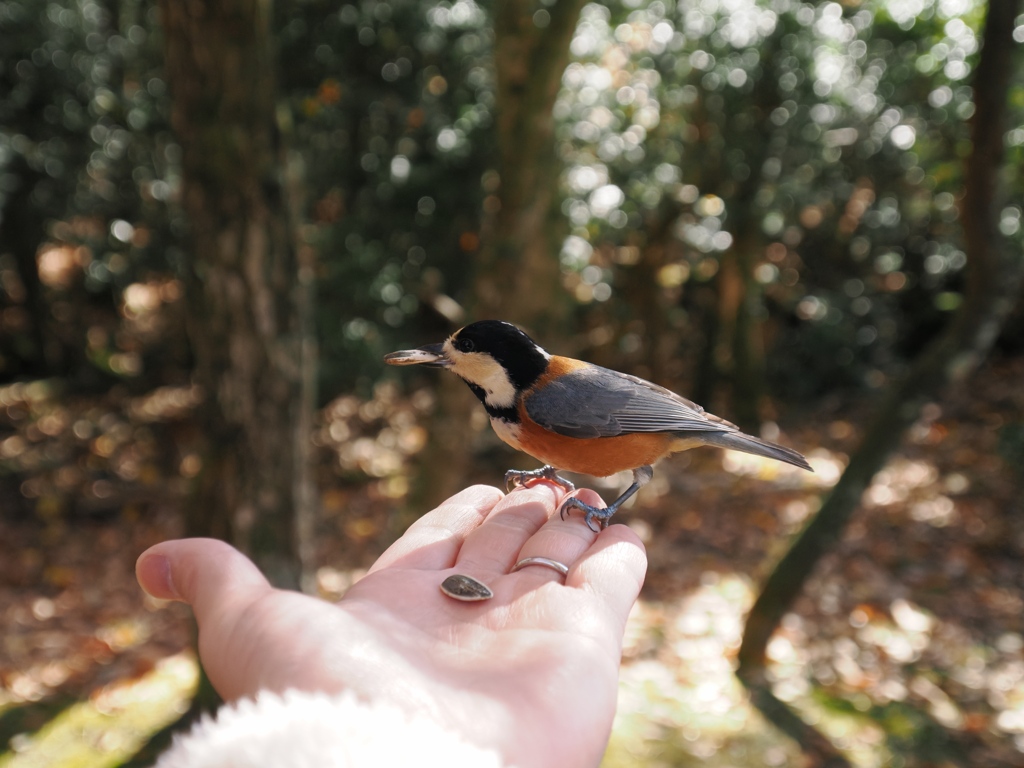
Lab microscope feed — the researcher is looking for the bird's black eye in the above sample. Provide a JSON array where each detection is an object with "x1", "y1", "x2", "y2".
[{"x1": 456, "y1": 338, "x2": 475, "y2": 352}]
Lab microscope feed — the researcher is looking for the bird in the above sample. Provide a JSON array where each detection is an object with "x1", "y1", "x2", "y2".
[{"x1": 384, "y1": 320, "x2": 812, "y2": 531}]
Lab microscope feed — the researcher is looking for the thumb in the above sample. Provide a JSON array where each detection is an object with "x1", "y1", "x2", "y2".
[{"x1": 136, "y1": 538, "x2": 272, "y2": 621}]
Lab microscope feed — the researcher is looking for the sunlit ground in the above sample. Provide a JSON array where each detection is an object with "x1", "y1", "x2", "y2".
[
  {"x1": 608, "y1": 570, "x2": 1024, "y2": 767},
  {"x1": 0, "y1": 653, "x2": 196, "y2": 768},
  {"x1": 607, "y1": 576, "x2": 806, "y2": 768}
]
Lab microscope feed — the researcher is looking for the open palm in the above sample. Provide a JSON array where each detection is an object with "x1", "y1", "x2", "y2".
[{"x1": 137, "y1": 483, "x2": 647, "y2": 768}]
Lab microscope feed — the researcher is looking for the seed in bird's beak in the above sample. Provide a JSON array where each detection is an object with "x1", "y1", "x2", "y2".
[{"x1": 383, "y1": 342, "x2": 448, "y2": 367}]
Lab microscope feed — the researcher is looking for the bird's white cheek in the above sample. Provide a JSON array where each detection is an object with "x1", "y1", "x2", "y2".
[
  {"x1": 480, "y1": 371, "x2": 517, "y2": 409},
  {"x1": 490, "y1": 418, "x2": 523, "y2": 451},
  {"x1": 446, "y1": 349, "x2": 517, "y2": 408}
]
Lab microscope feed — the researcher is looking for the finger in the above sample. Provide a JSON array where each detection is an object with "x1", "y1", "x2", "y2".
[
  {"x1": 136, "y1": 538, "x2": 272, "y2": 622},
  {"x1": 510, "y1": 489, "x2": 604, "y2": 584},
  {"x1": 368, "y1": 485, "x2": 504, "y2": 574},
  {"x1": 568, "y1": 524, "x2": 647, "y2": 621},
  {"x1": 454, "y1": 481, "x2": 566, "y2": 574}
]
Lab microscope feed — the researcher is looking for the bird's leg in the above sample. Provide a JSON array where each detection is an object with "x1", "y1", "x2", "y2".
[
  {"x1": 560, "y1": 465, "x2": 654, "y2": 532},
  {"x1": 505, "y1": 465, "x2": 575, "y2": 493}
]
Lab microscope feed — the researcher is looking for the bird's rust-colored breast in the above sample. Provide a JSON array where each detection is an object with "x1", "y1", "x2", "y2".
[{"x1": 514, "y1": 420, "x2": 677, "y2": 477}]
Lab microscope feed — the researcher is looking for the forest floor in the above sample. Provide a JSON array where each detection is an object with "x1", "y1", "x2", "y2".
[{"x1": 1, "y1": 356, "x2": 1023, "y2": 767}]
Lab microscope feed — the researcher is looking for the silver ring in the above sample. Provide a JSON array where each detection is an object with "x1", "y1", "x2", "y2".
[{"x1": 511, "y1": 556, "x2": 570, "y2": 577}]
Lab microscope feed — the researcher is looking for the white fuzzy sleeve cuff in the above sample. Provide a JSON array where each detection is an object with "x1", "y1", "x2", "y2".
[{"x1": 155, "y1": 688, "x2": 507, "y2": 768}]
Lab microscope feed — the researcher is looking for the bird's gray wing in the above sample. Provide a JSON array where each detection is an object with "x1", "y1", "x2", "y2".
[{"x1": 524, "y1": 365, "x2": 736, "y2": 439}]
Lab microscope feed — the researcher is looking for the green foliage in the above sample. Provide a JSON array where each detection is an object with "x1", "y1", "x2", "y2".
[
  {"x1": 0, "y1": 0, "x2": 179, "y2": 386},
  {"x1": 552, "y1": 0, "x2": 1023, "y2": 397},
  {"x1": 277, "y1": 0, "x2": 497, "y2": 397},
  {"x1": 0, "y1": 0, "x2": 173, "y2": 277},
  {"x1": 3, "y1": 0, "x2": 1022, "y2": 398}
]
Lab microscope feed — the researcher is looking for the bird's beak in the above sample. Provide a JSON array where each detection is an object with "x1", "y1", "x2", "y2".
[{"x1": 383, "y1": 342, "x2": 450, "y2": 368}]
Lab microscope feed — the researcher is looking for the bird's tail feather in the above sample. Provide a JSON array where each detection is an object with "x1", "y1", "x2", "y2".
[{"x1": 699, "y1": 430, "x2": 812, "y2": 471}]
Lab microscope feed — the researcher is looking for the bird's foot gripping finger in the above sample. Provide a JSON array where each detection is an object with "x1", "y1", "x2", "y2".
[
  {"x1": 559, "y1": 465, "x2": 651, "y2": 531},
  {"x1": 504, "y1": 465, "x2": 575, "y2": 493},
  {"x1": 560, "y1": 497, "x2": 616, "y2": 533}
]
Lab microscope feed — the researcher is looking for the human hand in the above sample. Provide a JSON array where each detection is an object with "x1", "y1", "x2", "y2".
[{"x1": 136, "y1": 483, "x2": 647, "y2": 768}]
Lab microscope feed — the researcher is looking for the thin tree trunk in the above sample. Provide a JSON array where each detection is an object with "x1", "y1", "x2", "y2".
[
  {"x1": 0, "y1": 165, "x2": 51, "y2": 378},
  {"x1": 737, "y1": 1, "x2": 1024, "y2": 764},
  {"x1": 715, "y1": 31, "x2": 784, "y2": 431},
  {"x1": 474, "y1": 0, "x2": 585, "y2": 333},
  {"x1": 160, "y1": 0, "x2": 312, "y2": 589},
  {"x1": 627, "y1": 208, "x2": 678, "y2": 383},
  {"x1": 722, "y1": 224, "x2": 766, "y2": 432},
  {"x1": 415, "y1": 0, "x2": 584, "y2": 506}
]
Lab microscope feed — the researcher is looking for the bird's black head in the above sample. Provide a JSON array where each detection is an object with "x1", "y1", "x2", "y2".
[
  {"x1": 446, "y1": 320, "x2": 550, "y2": 396},
  {"x1": 383, "y1": 320, "x2": 550, "y2": 412}
]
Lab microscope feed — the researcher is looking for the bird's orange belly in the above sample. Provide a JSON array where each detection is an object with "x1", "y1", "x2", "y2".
[{"x1": 516, "y1": 428, "x2": 678, "y2": 477}]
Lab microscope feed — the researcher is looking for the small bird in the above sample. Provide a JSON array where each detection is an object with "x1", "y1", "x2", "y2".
[{"x1": 385, "y1": 320, "x2": 811, "y2": 531}]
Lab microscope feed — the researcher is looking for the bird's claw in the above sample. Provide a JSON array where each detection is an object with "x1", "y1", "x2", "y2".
[
  {"x1": 559, "y1": 497, "x2": 616, "y2": 533},
  {"x1": 504, "y1": 470, "x2": 525, "y2": 492},
  {"x1": 504, "y1": 465, "x2": 575, "y2": 493}
]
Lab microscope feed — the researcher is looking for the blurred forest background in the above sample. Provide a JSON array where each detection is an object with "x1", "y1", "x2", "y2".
[{"x1": 2, "y1": 0, "x2": 1024, "y2": 765}]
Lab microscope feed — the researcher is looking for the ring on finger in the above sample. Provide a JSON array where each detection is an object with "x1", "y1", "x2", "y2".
[{"x1": 511, "y1": 556, "x2": 570, "y2": 578}]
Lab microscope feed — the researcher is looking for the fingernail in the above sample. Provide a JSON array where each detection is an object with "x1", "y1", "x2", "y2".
[{"x1": 140, "y1": 553, "x2": 180, "y2": 600}]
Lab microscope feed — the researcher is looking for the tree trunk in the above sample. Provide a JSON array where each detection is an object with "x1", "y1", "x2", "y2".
[
  {"x1": 714, "y1": 31, "x2": 785, "y2": 431},
  {"x1": 473, "y1": 0, "x2": 585, "y2": 333},
  {"x1": 415, "y1": 0, "x2": 585, "y2": 506},
  {"x1": 717, "y1": 234, "x2": 764, "y2": 431},
  {"x1": 626, "y1": 208, "x2": 678, "y2": 384},
  {"x1": 0, "y1": 165, "x2": 51, "y2": 379},
  {"x1": 160, "y1": 0, "x2": 313, "y2": 589},
  {"x1": 737, "y1": 1, "x2": 1024, "y2": 764}
]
